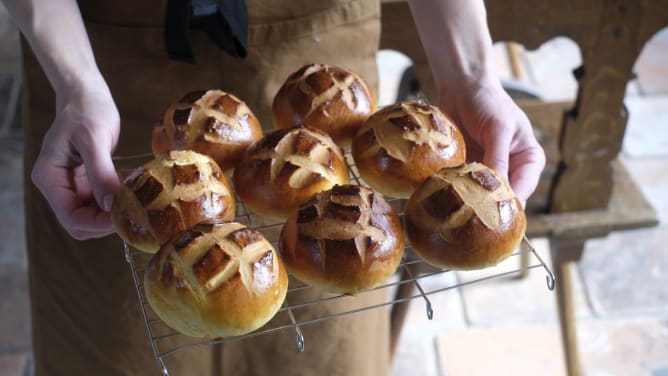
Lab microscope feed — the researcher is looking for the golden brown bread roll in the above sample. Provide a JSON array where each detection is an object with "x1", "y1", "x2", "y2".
[
  {"x1": 404, "y1": 163, "x2": 526, "y2": 270},
  {"x1": 144, "y1": 221, "x2": 288, "y2": 337},
  {"x1": 232, "y1": 126, "x2": 349, "y2": 219},
  {"x1": 351, "y1": 102, "x2": 466, "y2": 198},
  {"x1": 272, "y1": 63, "x2": 377, "y2": 145},
  {"x1": 152, "y1": 89, "x2": 263, "y2": 171},
  {"x1": 112, "y1": 150, "x2": 235, "y2": 253},
  {"x1": 280, "y1": 184, "x2": 404, "y2": 295}
]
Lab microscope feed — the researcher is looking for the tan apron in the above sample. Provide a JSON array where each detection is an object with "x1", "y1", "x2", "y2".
[{"x1": 22, "y1": 1, "x2": 388, "y2": 375}]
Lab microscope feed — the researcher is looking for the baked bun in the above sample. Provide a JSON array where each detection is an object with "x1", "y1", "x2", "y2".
[
  {"x1": 144, "y1": 222, "x2": 288, "y2": 337},
  {"x1": 272, "y1": 63, "x2": 377, "y2": 145},
  {"x1": 233, "y1": 126, "x2": 349, "y2": 219},
  {"x1": 352, "y1": 102, "x2": 466, "y2": 198},
  {"x1": 404, "y1": 163, "x2": 526, "y2": 270},
  {"x1": 152, "y1": 89, "x2": 263, "y2": 171},
  {"x1": 112, "y1": 150, "x2": 235, "y2": 253},
  {"x1": 280, "y1": 184, "x2": 404, "y2": 295}
]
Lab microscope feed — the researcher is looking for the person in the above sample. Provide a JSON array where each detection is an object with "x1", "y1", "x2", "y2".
[{"x1": 4, "y1": 0, "x2": 545, "y2": 375}]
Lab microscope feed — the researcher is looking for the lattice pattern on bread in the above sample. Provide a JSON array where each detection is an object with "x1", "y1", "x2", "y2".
[
  {"x1": 272, "y1": 63, "x2": 376, "y2": 142},
  {"x1": 152, "y1": 89, "x2": 262, "y2": 170},
  {"x1": 416, "y1": 163, "x2": 518, "y2": 233},
  {"x1": 279, "y1": 184, "x2": 404, "y2": 294},
  {"x1": 144, "y1": 221, "x2": 288, "y2": 337},
  {"x1": 112, "y1": 150, "x2": 235, "y2": 253},
  {"x1": 157, "y1": 222, "x2": 280, "y2": 296},
  {"x1": 292, "y1": 185, "x2": 387, "y2": 265},
  {"x1": 251, "y1": 127, "x2": 346, "y2": 189},
  {"x1": 359, "y1": 102, "x2": 461, "y2": 163}
]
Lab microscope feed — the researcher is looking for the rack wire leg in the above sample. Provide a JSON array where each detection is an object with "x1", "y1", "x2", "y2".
[{"x1": 551, "y1": 238, "x2": 584, "y2": 376}]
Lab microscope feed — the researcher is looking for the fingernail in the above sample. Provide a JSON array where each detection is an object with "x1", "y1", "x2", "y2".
[{"x1": 103, "y1": 194, "x2": 114, "y2": 212}]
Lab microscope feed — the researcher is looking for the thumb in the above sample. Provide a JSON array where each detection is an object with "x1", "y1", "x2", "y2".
[
  {"x1": 77, "y1": 131, "x2": 121, "y2": 212},
  {"x1": 481, "y1": 125, "x2": 512, "y2": 183}
]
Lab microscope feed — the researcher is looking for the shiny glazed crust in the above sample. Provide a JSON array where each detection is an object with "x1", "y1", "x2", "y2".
[
  {"x1": 279, "y1": 185, "x2": 404, "y2": 294},
  {"x1": 352, "y1": 102, "x2": 466, "y2": 199},
  {"x1": 272, "y1": 64, "x2": 377, "y2": 145},
  {"x1": 232, "y1": 126, "x2": 350, "y2": 219},
  {"x1": 152, "y1": 89, "x2": 263, "y2": 171},
  {"x1": 144, "y1": 222, "x2": 288, "y2": 337},
  {"x1": 404, "y1": 163, "x2": 526, "y2": 270},
  {"x1": 112, "y1": 150, "x2": 235, "y2": 253}
]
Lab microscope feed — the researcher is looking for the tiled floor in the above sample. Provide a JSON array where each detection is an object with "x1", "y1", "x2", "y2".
[{"x1": 1, "y1": 3, "x2": 668, "y2": 375}]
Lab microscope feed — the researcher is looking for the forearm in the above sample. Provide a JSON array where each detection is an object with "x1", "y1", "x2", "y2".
[
  {"x1": 3, "y1": 0, "x2": 106, "y2": 100},
  {"x1": 408, "y1": 0, "x2": 500, "y2": 98}
]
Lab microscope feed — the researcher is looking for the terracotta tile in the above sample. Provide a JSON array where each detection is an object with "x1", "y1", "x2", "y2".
[
  {"x1": 0, "y1": 353, "x2": 28, "y2": 376},
  {"x1": 634, "y1": 28, "x2": 668, "y2": 95},
  {"x1": 0, "y1": 268, "x2": 31, "y2": 353},
  {"x1": 579, "y1": 319, "x2": 668, "y2": 375},
  {"x1": 0, "y1": 219, "x2": 26, "y2": 269},
  {"x1": 435, "y1": 325, "x2": 567, "y2": 376},
  {"x1": 0, "y1": 4, "x2": 21, "y2": 74},
  {"x1": 579, "y1": 225, "x2": 668, "y2": 317},
  {"x1": 391, "y1": 323, "x2": 440, "y2": 376},
  {"x1": 457, "y1": 238, "x2": 592, "y2": 325}
]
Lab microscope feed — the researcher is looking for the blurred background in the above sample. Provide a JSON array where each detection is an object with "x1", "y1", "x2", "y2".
[{"x1": 1, "y1": 1, "x2": 667, "y2": 375}]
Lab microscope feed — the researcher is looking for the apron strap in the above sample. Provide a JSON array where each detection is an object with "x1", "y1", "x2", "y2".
[{"x1": 165, "y1": 0, "x2": 248, "y2": 63}]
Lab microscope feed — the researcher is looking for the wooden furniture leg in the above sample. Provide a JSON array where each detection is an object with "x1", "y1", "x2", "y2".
[
  {"x1": 550, "y1": 238, "x2": 585, "y2": 376},
  {"x1": 389, "y1": 266, "x2": 416, "y2": 361}
]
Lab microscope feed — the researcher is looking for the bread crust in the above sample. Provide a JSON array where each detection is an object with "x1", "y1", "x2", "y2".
[
  {"x1": 352, "y1": 102, "x2": 465, "y2": 198},
  {"x1": 404, "y1": 163, "x2": 526, "y2": 270},
  {"x1": 233, "y1": 126, "x2": 349, "y2": 219},
  {"x1": 280, "y1": 185, "x2": 404, "y2": 294},
  {"x1": 112, "y1": 150, "x2": 235, "y2": 253},
  {"x1": 152, "y1": 89, "x2": 263, "y2": 171},
  {"x1": 144, "y1": 222, "x2": 288, "y2": 337},
  {"x1": 272, "y1": 64, "x2": 377, "y2": 146}
]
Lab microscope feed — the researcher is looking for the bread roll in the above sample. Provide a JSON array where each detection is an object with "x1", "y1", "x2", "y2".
[
  {"x1": 144, "y1": 221, "x2": 288, "y2": 337},
  {"x1": 404, "y1": 163, "x2": 526, "y2": 270},
  {"x1": 352, "y1": 102, "x2": 466, "y2": 199},
  {"x1": 272, "y1": 63, "x2": 377, "y2": 145},
  {"x1": 112, "y1": 150, "x2": 235, "y2": 253},
  {"x1": 280, "y1": 184, "x2": 404, "y2": 295},
  {"x1": 152, "y1": 89, "x2": 263, "y2": 171},
  {"x1": 233, "y1": 126, "x2": 349, "y2": 219}
]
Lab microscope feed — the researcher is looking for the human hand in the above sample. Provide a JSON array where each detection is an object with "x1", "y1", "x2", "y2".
[
  {"x1": 440, "y1": 79, "x2": 545, "y2": 204},
  {"x1": 31, "y1": 80, "x2": 121, "y2": 239}
]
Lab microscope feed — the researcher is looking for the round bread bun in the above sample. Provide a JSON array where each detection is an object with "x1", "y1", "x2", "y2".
[
  {"x1": 404, "y1": 163, "x2": 526, "y2": 270},
  {"x1": 351, "y1": 101, "x2": 466, "y2": 199},
  {"x1": 280, "y1": 184, "x2": 404, "y2": 295},
  {"x1": 152, "y1": 89, "x2": 263, "y2": 171},
  {"x1": 232, "y1": 126, "x2": 349, "y2": 219},
  {"x1": 272, "y1": 63, "x2": 377, "y2": 146},
  {"x1": 144, "y1": 221, "x2": 288, "y2": 337},
  {"x1": 112, "y1": 150, "x2": 235, "y2": 253}
]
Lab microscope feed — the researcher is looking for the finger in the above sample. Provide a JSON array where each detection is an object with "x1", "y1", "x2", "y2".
[
  {"x1": 480, "y1": 125, "x2": 513, "y2": 181},
  {"x1": 508, "y1": 146, "x2": 546, "y2": 203},
  {"x1": 75, "y1": 129, "x2": 121, "y2": 212},
  {"x1": 32, "y1": 161, "x2": 115, "y2": 238}
]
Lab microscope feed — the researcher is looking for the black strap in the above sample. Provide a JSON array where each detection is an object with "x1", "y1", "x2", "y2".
[{"x1": 165, "y1": 0, "x2": 248, "y2": 63}]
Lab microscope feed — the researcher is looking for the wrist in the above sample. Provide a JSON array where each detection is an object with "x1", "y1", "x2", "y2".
[{"x1": 54, "y1": 71, "x2": 112, "y2": 109}]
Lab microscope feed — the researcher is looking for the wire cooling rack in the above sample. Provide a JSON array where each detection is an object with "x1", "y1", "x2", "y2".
[{"x1": 119, "y1": 152, "x2": 556, "y2": 376}]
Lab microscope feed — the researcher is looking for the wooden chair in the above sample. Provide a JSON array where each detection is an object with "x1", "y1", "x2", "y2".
[{"x1": 382, "y1": 1, "x2": 664, "y2": 374}]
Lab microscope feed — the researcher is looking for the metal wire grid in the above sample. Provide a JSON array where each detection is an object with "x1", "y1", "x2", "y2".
[{"x1": 121, "y1": 152, "x2": 556, "y2": 376}]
